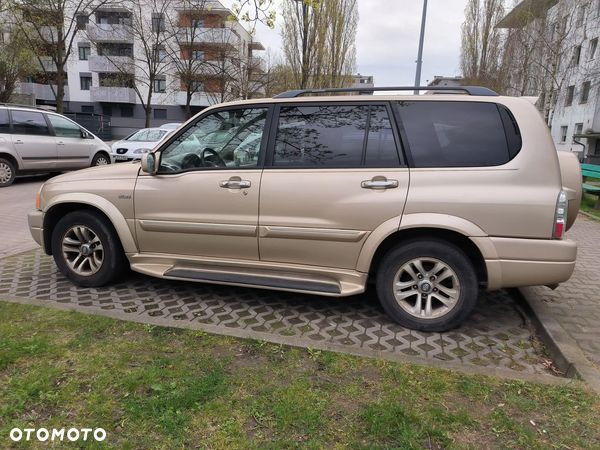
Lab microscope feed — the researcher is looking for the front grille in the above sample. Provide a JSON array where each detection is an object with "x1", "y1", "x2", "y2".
[{"x1": 116, "y1": 148, "x2": 128, "y2": 154}]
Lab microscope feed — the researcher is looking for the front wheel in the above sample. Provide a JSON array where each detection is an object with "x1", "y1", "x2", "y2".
[
  {"x1": 91, "y1": 153, "x2": 111, "y2": 166},
  {"x1": 51, "y1": 210, "x2": 125, "y2": 287},
  {"x1": 376, "y1": 239, "x2": 479, "y2": 332}
]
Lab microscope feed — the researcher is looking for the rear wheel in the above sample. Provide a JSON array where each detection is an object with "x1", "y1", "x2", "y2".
[
  {"x1": 91, "y1": 153, "x2": 110, "y2": 166},
  {"x1": 51, "y1": 210, "x2": 125, "y2": 287},
  {"x1": 0, "y1": 158, "x2": 16, "y2": 187},
  {"x1": 376, "y1": 239, "x2": 478, "y2": 332}
]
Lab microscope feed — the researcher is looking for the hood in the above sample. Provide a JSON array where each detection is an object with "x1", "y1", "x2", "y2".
[{"x1": 46, "y1": 162, "x2": 140, "y2": 184}]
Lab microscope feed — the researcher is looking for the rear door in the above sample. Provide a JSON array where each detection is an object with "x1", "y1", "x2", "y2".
[
  {"x1": 10, "y1": 109, "x2": 57, "y2": 170},
  {"x1": 47, "y1": 114, "x2": 94, "y2": 169},
  {"x1": 258, "y1": 102, "x2": 409, "y2": 270}
]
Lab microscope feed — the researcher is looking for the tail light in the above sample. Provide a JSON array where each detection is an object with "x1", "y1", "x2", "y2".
[{"x1": 553, "y1": 190, "x2": 568, "y2": 239}]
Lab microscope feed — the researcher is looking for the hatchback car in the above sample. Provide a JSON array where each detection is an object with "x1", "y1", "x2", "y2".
[
  {"x1": 28, "y1": 86, "x2": 582, "y2": 331},
  {"x1": 110, "y1": 127, "x2": 172, "y2": 162},
  {"x1": 0, "y1": 105, "x2": 111, "y2": 187}
]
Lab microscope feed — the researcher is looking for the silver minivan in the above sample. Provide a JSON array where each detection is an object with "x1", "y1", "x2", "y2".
[{"x1": 0, "y1": 105, "x2": 112, "y2": 187}]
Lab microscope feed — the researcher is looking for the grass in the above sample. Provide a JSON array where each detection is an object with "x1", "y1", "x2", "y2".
[
  {"x1": 581, "y1": 192, "x2": 600, "y2": 220},
  {"x1": 0, "y1": 302, "x2": 599, "y2": 449}
]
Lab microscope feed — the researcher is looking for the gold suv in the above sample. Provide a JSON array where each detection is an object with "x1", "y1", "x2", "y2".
[{"x1": 27, "y1": 86, "x2": 582, "y2": 331}]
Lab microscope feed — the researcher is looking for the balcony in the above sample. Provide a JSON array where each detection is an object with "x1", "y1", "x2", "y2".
[
  {"x1": 18, "y1": 83, "x2": 69, "y2": 102},
  {"x1": 89, "y1": 55, "x2": 134, "y2": 73},
  {"x1": 90, "y1": 86, "x2": 136, "y2": 103},
  {"x1": 177, "y1": 27, "x2": 238, "y2": 45},
  {"x1": 86, "y1": 23, "x2": 133, "y2": 42},
  {"x1": 175, "y1": 91, "x2": 215, "y2": 107}
]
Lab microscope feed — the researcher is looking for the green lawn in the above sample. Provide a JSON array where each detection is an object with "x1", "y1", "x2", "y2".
[
  {"x1": 1, "y1": 302, "x2": 599, "y2": 449},
  {"x1": 581, "y1": 192, "x2": 600, "y2": 220}
]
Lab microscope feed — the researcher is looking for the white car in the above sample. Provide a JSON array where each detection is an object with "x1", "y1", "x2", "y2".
[{"x1": 111, "y1": 128, "x2": 172, "y2": 162}]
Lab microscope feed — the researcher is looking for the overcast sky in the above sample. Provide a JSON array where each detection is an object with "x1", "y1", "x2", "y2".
[{"x1": 225, "y1": 0, "x2": 471, "y2": 86}]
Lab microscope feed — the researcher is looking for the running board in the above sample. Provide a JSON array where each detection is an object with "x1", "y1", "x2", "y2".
[{"x1": 163, "y1": 267, "x2": 342, "y2": 295}]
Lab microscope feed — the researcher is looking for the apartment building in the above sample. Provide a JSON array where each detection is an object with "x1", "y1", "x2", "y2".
[
  {"x1": 497, "y1": 0, "x2": 600, "y2": 162},
  {"x1": 13, "y1": 0, "x2": 265, "y2": 137}
]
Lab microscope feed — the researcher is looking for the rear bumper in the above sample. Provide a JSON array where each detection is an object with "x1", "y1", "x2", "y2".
[
  {"x1": 473, "y1": 237, "x2": 577, "y2": 290},
  {"x1": 27, "y1": 210, "x2": 45, "y2": 251}
]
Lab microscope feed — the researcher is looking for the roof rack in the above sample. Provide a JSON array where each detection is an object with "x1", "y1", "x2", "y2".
[
  {"x1": 0, "y1": 102, "x2": 57, "y2": 112},
  {"x1": 273, "y1": 86, "x2": 499, "y2": 98}
]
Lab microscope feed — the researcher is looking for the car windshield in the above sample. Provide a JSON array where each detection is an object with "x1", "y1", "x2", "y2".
[{"x1": 126, "y1": 129, "x2": 167, "y2": 142}]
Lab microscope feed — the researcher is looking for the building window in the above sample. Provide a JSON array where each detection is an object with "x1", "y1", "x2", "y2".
[
  {"x1": 101, "y1": 104, "x2": 112, "y2": 116},
  {"x1": 151, "y1": 13, "x2": 165, "y2": 32},
  {"x1": 573, "y1": 45, "x2": 582, "y2": 65},
  {"x1": 79, "y1": 45, "x2": 90, "y2": 60},
  {"x1": 154, "y1": 108, "x2": 167, "y2": 119},
  {"x1": 560, "y1": 126, "x2": 568, "y2": 143},
  {"x1": 76, "y1": 14, "x2": 89, "y2": 30},
  {"x1": 565, "y1": 85, "x2": 575, "y2": 106},
  {"x1": 81, "y1": 105, "x2": 94, "y2": 113},
  {"x1": 581, "y1": 81, "x2": 591, "y2": 103},
  {"x1": 590, "y1": 38, "x2": 598, "y2": 59},
  {"x1": 190, "y1": 80, "x2": 203, "y2": 91},
  {"x1": 576, "y1": 5, "x2": 586, "y2": 26},
  {"x1": 574, "y1": 123, "x2": 584, "y2": 142},
  {"x1": 191, "y1": 18, "x2": 204, "y2": 29},
  {"x1": 153, "y1": 78, "x2": 166, "y2": 93},
  {"x1": 120, "y1": 105, "x2": 133, "y2": 117},
  {"x1": 192, "y1": 50, "x2": 204, "y2": 61},
  {"x1": 80, "y1": 75, "x2": 92, "y2": 90}
]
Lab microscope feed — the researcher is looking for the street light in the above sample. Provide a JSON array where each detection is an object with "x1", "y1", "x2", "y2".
[{"x1": 414, "y1": 0, "x2": 428, "y2": 94}]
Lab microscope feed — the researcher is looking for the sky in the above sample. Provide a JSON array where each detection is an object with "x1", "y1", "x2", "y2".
[{"x1": 224, "y1": 0, "x2": 471, "y2": 86}]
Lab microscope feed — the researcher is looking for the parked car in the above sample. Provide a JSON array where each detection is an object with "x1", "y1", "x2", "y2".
[
  {"x1": 110, "y1": 128, "x2": 172, "y2": 162},
  {"x1": 159, "y1": 123, "x2": 183, "y2": 130},
  {"x1": 28, "y1": 86, "x2": 582, "y2": 331},
  {"x1": 0, "y1": 105, "x2": 112, "y2": 187}
]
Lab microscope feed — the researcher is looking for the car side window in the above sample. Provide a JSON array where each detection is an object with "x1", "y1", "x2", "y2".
[
  {"x1": 159, "y1": 107, "x2": 268, "y2": 173},
  {"x1": 395, "y1": 101, "x2": 514, "y2": 167},
  {"x1": 365, "y1": 105, "x2": 400, "y2": 167},
  {"x1": 48, "y1": 115, "x2": 83, "y2": 138},
  {"x1": 10, "y1": 110, "x2": 50, "y2": 136},
  {"x1": 0, "y1": 109, "x2": 10, "y2": 134}
]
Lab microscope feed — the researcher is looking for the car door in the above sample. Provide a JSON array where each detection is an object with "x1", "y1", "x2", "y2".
[
  {"x1": 134, "y1": 105, "x2": 270, "y2": 260},
  {"x1": 9, "y1": 109, "x2": 57, "y2": 171},
  {"x1": 258, "y1": 102, "x2": 410, "y2": 270},
  {"x1": 47, "y1": 114, "x2": 94, "y2": 169}
]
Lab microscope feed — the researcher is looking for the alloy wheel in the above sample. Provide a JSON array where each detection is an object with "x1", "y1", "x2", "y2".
[{"x1": 61, "y1": 225, "x2": 104, "y2": 276}]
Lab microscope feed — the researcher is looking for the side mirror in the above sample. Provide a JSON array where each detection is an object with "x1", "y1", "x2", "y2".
[
  {"x1": 141, "y1": 152, "x2": 158, "y2": 175},
  {"x1": 80, "y1": 129, "x2": 90, "y2": 139}
]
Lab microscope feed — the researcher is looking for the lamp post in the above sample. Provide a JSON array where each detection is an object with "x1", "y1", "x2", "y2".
[{"x1": 414, "y1": 0, "x2": 429, "y2": 94}]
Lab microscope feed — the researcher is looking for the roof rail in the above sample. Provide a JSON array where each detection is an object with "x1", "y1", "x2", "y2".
[
  {"x1": 273, "y1": 86, "x2": 499, "y2": 98},
  {"x1": 0, "y1": 102, "x2": 57, "y2": 112}
]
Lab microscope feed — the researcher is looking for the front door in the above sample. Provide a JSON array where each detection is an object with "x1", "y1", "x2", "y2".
[
  {"x1": 47, "y1": 114, "x2": 94, "y2": 169},
  {"x1": 134, "y1": 106, "x2": 269, "y2": 261},
  {"x1": 258, "y1": 103, "x2": 410, "y2": 270},
  {"x1": 10, "y1": 109, "x2": 57, "y2": 171}
]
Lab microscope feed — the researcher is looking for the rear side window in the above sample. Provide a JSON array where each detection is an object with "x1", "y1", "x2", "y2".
[
  {"x1": 10, "y1": 110, "x2": 50, "y2": 136},
  {"x1": 0, "y1": 109, "x2": 9, "y2": 133},
  {"x1": 395, "y1": 101, "x2": 518, "y2": 167},
  {"x1": 272, "y1": 104, "x2": 400, "y2": 167}
]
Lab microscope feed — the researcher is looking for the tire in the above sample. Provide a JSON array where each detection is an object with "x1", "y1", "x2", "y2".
[
  {"x1": 0, "y1": 157, "x2": 16, "y2": 187},
  {"x1": 51, "y1": 210, "x2": 126, "y2": 287},
  {"x1": 91, "y1": 152, "x2": 111, "y2": 166},
  {"x1": 375, "y1": 239, "x2": 478, "y2": 332}
]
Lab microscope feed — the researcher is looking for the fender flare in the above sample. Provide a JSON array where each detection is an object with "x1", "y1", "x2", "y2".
[{"x1": 44, "y1": 193, "x2": 138, "y2": 253}]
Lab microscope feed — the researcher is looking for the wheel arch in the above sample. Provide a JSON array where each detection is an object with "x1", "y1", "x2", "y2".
[
  {"x1": 92, "y1": 150, "x2": 111, "y2": 164},
  {"x1": 0, "y1": 152, "x2": 19, "y2": 171},
  {"x1": 43, "y1": 195, "x2": 137, "y2": 255}
]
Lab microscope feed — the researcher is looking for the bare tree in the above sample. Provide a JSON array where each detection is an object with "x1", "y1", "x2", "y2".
[
  {"x1": 0, "y1": 14, "x2": 36, "y2": 102},
  {"x1": 10, "y1": 0, "x2": 115, "y2": 113},
  {"x1": 460, "y1": 0, "x2": 506, "y2": 92},
  {"x1": 322, "y1": 0, "x2": 357, "y2": 87}
]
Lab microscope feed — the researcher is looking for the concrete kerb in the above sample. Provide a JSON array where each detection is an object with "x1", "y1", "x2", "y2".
[
  {"x1": 518, "y1": 287, "x2": 600, "y2": 395},
  {"x1": 0, "y1": 294, "x2": 583, "y2": 390}
]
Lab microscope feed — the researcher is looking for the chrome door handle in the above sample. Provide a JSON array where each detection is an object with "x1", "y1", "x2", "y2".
[
  {"x1": 57, "y1": 141, "x2": 65, "y2": 146},
  {"x1": 219, "y1": 179, "x2": 251, "y2": 189},
  {"x1": 361, "y1": 179, "x2": 399, "y2": 189},
  {"x1": 14, "y1": 140, "x2": 23, "y2": 145}
]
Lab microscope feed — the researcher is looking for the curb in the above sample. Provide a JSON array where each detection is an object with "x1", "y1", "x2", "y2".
[{"x1": 518, "y1": 287, "x2": 600, "y2": 395}]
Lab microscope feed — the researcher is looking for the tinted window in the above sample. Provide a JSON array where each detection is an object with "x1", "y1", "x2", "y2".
[
  {"x1": 396, "y1": 101, "x2": 512, "y2": 167},
  {"x1": 365, "y1": 105, "x2": 400, "y2": 167},
  {"x1": 497, "y1": 105, "x2": 522, "y2": 158},
  {"x1": 0, "y1": 109, "x2": 10, "y2": 133},
  {"x1": 48, "y1": 115, "x2": 82, "y2": 138},
  {"x1": 273, "y1": 105, "x2": 368, "y2": 167},
  {"x1": 11, "y1": 111, "x2": 50, "y2": 136}
]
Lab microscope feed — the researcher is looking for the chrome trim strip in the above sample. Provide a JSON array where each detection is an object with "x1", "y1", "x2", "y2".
[
  {"x1": 260, "y1": 226, "x2": 367, "y2": 242},
  {"x1": 139, "y1": 220, "x2": 257, "y2": 236}
]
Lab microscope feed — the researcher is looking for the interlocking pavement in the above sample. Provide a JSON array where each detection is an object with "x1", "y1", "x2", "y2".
[{"x1": 0, "y1": 249, "x2": 551, "y2": 375}]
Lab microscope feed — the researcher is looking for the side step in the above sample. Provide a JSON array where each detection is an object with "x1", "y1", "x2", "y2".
[{"x1": 163, "y1": 267, "x2": 342, "y2": 295}]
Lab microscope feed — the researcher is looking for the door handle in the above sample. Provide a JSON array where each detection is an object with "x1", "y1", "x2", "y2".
[
  {"x1": 219, "y1": 178, "x2": 251, "y2": 189},
  {"x1": 14, "y1": 140, "x2": 23, "y2": 145},
  {"x1": 57, "y1": 141, "x2": 65, "y2": 146},
  {"x1": 361, "y1": 178, "x2": 399, "y2": 190}
]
